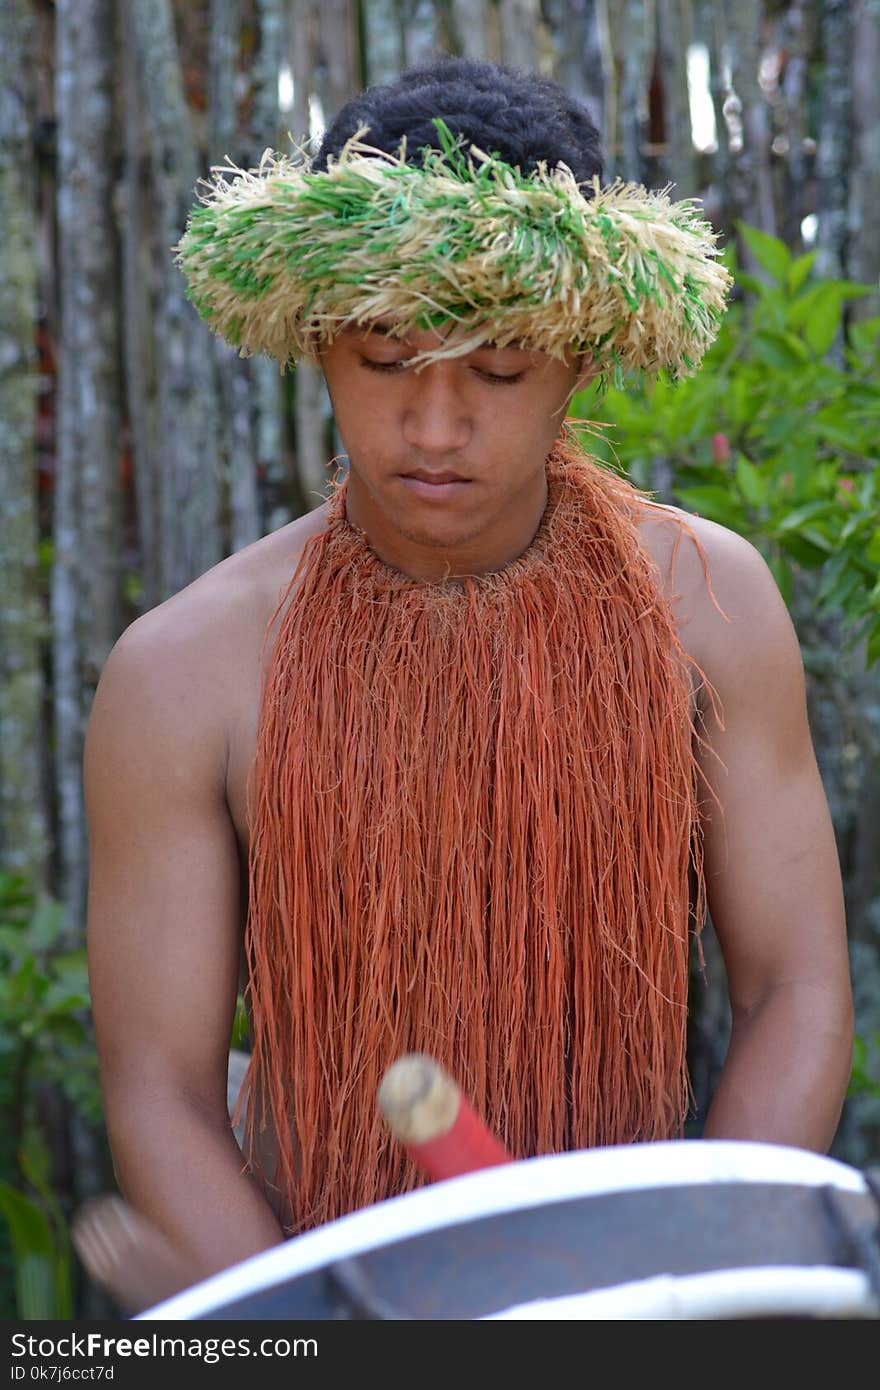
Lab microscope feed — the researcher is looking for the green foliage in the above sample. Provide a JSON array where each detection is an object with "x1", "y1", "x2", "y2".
[
  {"x1": 0, "y1": 1129, "x2": 73, "y2": 1319},
  {"x1": 0, "y1": 871, "x2": 101, "y2": 1318},
  {"x1": 231, "y1": 991, "x2": 250, "y2": 1049},
  {"x1": 0, "y1": 872, "x2": 102, "y2": 1127},
  {"x1": 571, "y1": 228, "x2": 880, "y2": 665},
  {"x1": 848, "y1": 1031, "x2": 880, "y2": 1101},
  {"x1": 0, "y1": 870, "x2": 250, "y2": 1317}
]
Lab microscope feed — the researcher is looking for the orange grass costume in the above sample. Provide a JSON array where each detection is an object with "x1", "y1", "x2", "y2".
[
  {"x1": 176, "y1": 116, "x2": 733, "y2": 1235},
  {"x1": 231, "y1": 430, "x2": 725, "y2": 1234}
]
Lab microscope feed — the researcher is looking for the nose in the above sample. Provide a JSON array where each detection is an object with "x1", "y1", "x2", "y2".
[{"x1": 401, "y1": 363, "x2": 472, "y2": 455}]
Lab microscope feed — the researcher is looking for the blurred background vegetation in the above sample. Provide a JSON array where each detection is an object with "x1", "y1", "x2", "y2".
[{"x1": 1, "y1": 0, "x2": 878, "y2": 1319}]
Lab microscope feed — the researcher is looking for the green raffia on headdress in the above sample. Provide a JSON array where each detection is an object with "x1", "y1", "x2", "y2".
[{"x1": 173, "y1": 116, "x2": 733, "y2": 387}]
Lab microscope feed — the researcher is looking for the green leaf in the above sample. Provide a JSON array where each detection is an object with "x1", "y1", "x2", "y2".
[
  {"x1": 10, "y1": 956, "x2": 42, "y2": 1005},
  {"x1": 737, "y1": 223, "x2": 791, "y2": 284},
  {"x1": 49, "y1": 949, "x2": 89, "y2": 980},
  {"x1": 777, "y1": 533, "x2": 834, "y2": 568},
  {"x1": 811, "y1": 418, "x2": 864, "y2": 450},
  {"x1": 767, "y1": 552, "x2": 793, "y2": 604},
  {"x1": 786, "y1": 282, "x2": 871, "y2": 315},
  {"x1": 0, "y1": 1183, "x2": 59, "y2": 1319},
  {"x1": 803, "y1": 284, "x2": 846, "y2": 357},
  {"x1": 816, "y1": 566, "x2": 865, "y2": 614},
  {"x1": 36, "y1": 541, "x2": 55, "y2": 588},
  {"x1": 0, "y1": 870, "x2": 37, "y2": 908},
  {"x1": 673, "y1": 486, "x2": 742, "y2": 527},
  {"x1": 775, "y1": 500, "x2": 839, "y2": 533},
  {"x1": 866, "y1": 530, "x2": 880, "y2": 566},
  {"x1": 0, "y1": 1185, "x2": 46, "y2": 1254},
  {"x1": 858, "y1": 472, "x2": 878, "y2": 509},
  {"x1": 39, "y1": 1015, "x2": 87, "y2": 1046},
  {"x1": 867, "y1": 626, "x2": 880, "y2": 669},
  {"x1": 18, "y1": 1129, "x2": 51, "y2": 1192},
  {"x1": 839, "y1": 512, "x2": 872, "y2": 544},
  {"x1": 735, "y1": 456, "x2": 768, "y2": 508},
  {"x1": 786, "y1": 281, "x2": 874, "y2": 356},
  {"x1": 799, "y1": 526, "x2": 835, "y2": 555},
  {"x1": 42, "y1": 979, "x2": 90, "y2": 1012},
  {"x1": 849, "y1": 314, "x2": 880, "y2": 357},
  {"x1": 758, "y1": 410, "x2": 808, "y2": 448},
  {"x1": 753, "y1": 331, "x2": 809, "y2": 370},
  {"x1": 0, "y1": 925, "x2": 28, "y2": 960},
  {"x1": 17, "y1": 1256, "x2": 58, "y2": 1321},
  {"x1": 28, "y1": 896, "x2": 64, "y2": 952},
  {"x1": 734, "y1": 269, "x2": 770, "y2": 298},
  {"x1": 787, "y1": 252, "x2": 817, "y2": 295}
]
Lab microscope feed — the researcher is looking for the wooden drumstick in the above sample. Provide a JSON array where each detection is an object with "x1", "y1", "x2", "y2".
[{"x1": 377, "y1": 1053, "x2": 512, "y2": 1182}]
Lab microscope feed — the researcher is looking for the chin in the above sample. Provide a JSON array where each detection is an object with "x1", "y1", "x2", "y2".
[{"x1": 394, "y1": 518, "x2": 466, "y2": 549}]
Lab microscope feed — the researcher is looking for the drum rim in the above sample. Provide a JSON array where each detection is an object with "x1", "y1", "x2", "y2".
[
  {"x1": 136, "y1": 1138, "x2": 869, "y2": 1321},
  {"x1": 483, "y1": 1264, "x2": 880, "y2": 1321}
]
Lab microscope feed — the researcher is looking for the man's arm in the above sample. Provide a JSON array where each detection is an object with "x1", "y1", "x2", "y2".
[
  {"x1": 687, "y1": 522, "x2": 854, "y2": 1151},
  {"x1": 83, "y1": 601, "x2": 284, "y2": 1296}
]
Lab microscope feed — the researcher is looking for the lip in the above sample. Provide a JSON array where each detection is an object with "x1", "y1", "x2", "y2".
[
  {"x1": 403, "y1": 469, "x2": 469, "y2": 484},
  {"x1": 399, "y1": 472, "x2": 472, "y2": 500}
]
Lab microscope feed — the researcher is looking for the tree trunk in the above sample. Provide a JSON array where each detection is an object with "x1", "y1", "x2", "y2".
[
  {"x1": 498, "y1": 0, "x2": 543, "y2": 71},
  {"x1": 399, "y1": 0, "x2": 439, "y2": 68},
  {"x1": 121, "y1": 0, "x2": 160, "y2": 614},
  {"x1": 848, "y1": 0, "x2": 880, "y2": 318},
  {"x1": 725, "y1": 0, "x2": 776, "y2": 243},
  {"x1": 53, "y1": 0, "x2": 122, "y2": 931},
  {"x1": 251, "y1": 0, "x2": 289, "y2": 533},
  {"x1": 317, "y1": 0, "x2": 361, "y2": 471},
  {"x1": 541, "y1": 0, "x2": 605, "y2": 133},
  {"x1": 449, "y1": 0, "x2": 492, "y2": 60},
  {"x1": 597, "y1": 0, "x2": 654, "y2": 183},
  {"x1": 290, "y1": 0, "x2": 339, "y2": 510},
  {"x1": 209, "y1": 0, "x2": 262, "y2": 553},
  {"x1": 705, "y1": 0, "x2": 735, "y2": 240},
  {"x1": 656, "y1": 0, "x2": 697, "y2": 199},
  {"x1": 815, "y1": 0, "x2": 851, "y2": 281},
  {"x1": 129, "y1": 0, "x2": 222, "y2": 598},
  {"x1": 0, "y1": 0, "x2": 51, "y2": 888},
  {"x1": 779, "y1": 0, "x2": 816, "y2": 253},
  {"x1": 316, "y1": 0, "x2": 362, "y2": 111},
  {"x1": 53, "y1": 0, "x2": 123, "y2": 1321},
  {"x1": 361, "y1": 0, "x2": 405, "y2": 81}
]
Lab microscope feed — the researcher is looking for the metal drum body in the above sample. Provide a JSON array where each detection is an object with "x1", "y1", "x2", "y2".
[{"x1": 135, "y1": 1140, "x2": 880, "y2": 1321}]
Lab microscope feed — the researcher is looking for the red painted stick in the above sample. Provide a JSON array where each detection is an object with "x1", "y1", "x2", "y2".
[{"x1": 377, "y1": 1053, "x2": 512, "y2": 1182}]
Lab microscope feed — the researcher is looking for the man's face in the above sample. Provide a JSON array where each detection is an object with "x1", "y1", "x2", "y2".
[{"x1": 317, "y1": 318, "x2": 594, "y2": 578}]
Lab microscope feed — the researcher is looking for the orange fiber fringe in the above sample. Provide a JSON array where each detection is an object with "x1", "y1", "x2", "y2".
[{"x1": 232, "y1": 427, "x2": 728, "y2": 1235}]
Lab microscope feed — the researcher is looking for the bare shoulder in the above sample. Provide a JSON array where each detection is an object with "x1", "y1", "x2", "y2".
[
  {"x1": 96, "y1": 505, "x2": 331, "y2": 790},
  {"x1": 637, "y1": 499, "x2": 787, "y2": 647},
  {"x1": 121, "y1": 508, "x2": 328, "y2": 647},
  {"x1": 636, "y1": 498, "x2": 803, "y2": 722}
]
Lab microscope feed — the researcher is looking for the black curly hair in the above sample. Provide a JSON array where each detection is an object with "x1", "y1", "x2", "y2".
[{"x1": 311, "y1": 55, "x2": 604, "y2": 188}]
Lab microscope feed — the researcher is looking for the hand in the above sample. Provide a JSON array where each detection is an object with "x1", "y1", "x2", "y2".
[{"x1": 71, "y1": 1194, "x2": 203, "y2": 1315}]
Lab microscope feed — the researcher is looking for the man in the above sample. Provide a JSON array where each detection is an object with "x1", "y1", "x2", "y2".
[{"x1": 75, "y1": 57, "x2": 853, "y2": 1311}]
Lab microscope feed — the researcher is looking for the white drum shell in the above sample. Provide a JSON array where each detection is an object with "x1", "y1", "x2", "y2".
[{"x1": 135, "y1": 1140, "x2": 879, "y2": 1322}]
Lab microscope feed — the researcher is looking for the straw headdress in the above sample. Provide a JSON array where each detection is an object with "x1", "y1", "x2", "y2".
[{"x1": 174, "y1": 117, "x2": 733, "y2": 389}]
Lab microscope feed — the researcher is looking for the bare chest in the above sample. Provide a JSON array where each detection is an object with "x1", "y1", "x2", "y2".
[{"x1": 224, "y1": 501, "x2": 709, "y2": 884}]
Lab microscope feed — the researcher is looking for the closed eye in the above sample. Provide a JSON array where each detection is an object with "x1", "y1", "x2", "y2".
[{"x1": 358, "y1": 357, "x2": 525, "y2": 385}]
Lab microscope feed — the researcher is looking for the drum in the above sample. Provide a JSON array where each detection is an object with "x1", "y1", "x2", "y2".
[{"x1": 134, "y1": 1140, "x2": 880, "y2": 1321}]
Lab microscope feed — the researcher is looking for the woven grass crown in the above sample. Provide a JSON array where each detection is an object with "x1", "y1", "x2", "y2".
[{"x1": 174, "y1": 116, "x2": 733, "y2": 386}]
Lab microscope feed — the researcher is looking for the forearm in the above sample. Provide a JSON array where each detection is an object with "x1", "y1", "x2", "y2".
[
  {"x1": 106, "y1": 1092, "x2": 285, "y2": 1283},
  {"x1": 701, "y1": 981, "x2": 854, "y2": 1152}
]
